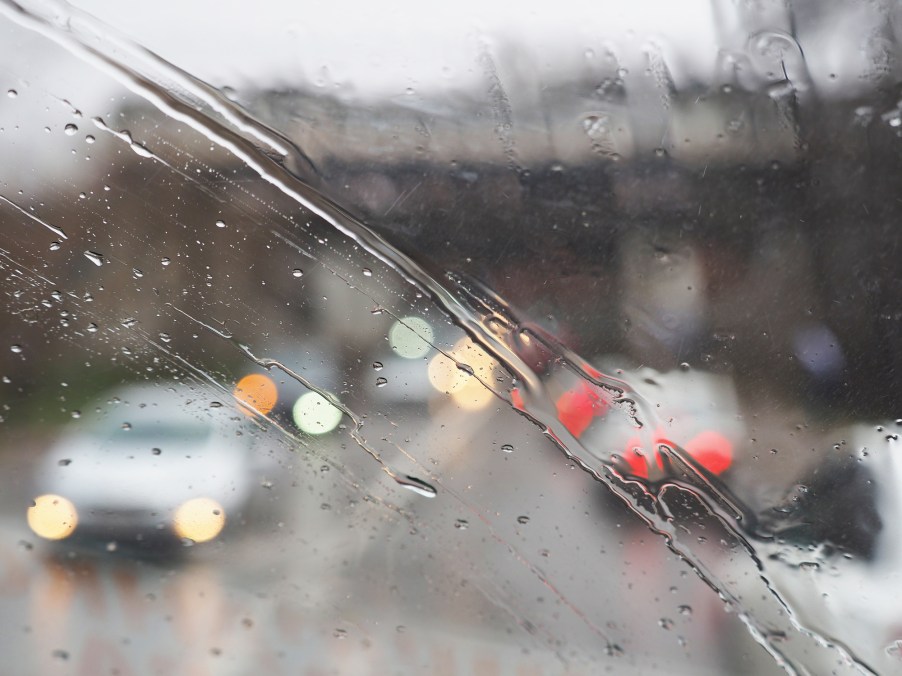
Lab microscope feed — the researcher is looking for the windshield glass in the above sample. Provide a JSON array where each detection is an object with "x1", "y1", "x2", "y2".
[{"x1": 1, "y1": 1, "x2": 901, "y2": 674}]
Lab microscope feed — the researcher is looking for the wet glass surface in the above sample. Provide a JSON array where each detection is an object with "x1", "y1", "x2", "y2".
[{"x1": 2, "y1": 1, "x2": 902, "y2": 673}]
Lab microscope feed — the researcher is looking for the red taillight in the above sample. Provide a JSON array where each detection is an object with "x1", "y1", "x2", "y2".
[
  {"x1": 684, "y1": 430, "x2": 733, "y2": 475},
  {"x1": 556, "y1": 382, "x2": 609, "y2": 437},
  {"x1": 617, "y1": 430, "x2": 733, "y2": 479},
  {"x1": 510, "y1": 387, "x2": 525, "y2": 411}
]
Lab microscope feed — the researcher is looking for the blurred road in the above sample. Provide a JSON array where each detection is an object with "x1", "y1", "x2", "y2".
[{"x1": 0, "y1": 400, "x2": 786, "y2": 676}]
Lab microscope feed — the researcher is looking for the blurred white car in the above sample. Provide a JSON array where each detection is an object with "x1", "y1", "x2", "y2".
[{"x1": 26, "y1": 382, "x2": 262, "y2": 553}]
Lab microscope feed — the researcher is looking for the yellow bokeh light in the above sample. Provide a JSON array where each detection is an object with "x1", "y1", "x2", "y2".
[
  {"x1": 27, "y1": 494, "x2": 78, "y2": 540},
  {"x1": 451, "y1": 378, "x2": 495, "y2": 410},
  {"x1": 428, "y1": 339, "x2": 496, "y2": 410},
  {"x1": 173, "y1": 497, "x2": 226, "y2": 543},
  {"x1": 233, "y1": 373, "x2": 278, "y2": 416},
  {"x1": 427, "y1": 353, "x2": 468, "y2": 394}
]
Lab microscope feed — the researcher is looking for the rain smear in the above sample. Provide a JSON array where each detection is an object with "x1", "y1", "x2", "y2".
[{"x1": 0, "y1": 1, "x2": 873, "y2": 673}]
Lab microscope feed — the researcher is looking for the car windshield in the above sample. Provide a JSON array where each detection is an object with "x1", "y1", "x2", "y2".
[{"x1": 2, "y1": 1, "x2": 902, "y2": 674}]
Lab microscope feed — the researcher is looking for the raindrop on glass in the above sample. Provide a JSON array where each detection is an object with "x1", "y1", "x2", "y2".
[
  {"x1": 292, "y1": 268, "x2": 304, "y2": 278},
  {"x1": 517, "y1": 515, "x2": 530, "y2": 525},
  {"x1": 501, "y1": 443, "x2": 514, "y2": 453},
  {"x1": 372, "y1": 361, "x2": 383, "y2": 371},
  {"x1": 9, "y1": 345, "x2": 22, "y2": 354},
  {"x1": 83, "y1": 251, "x2": 103, "y2": 266},
  {"x1": 375, "y1": 377, "x2": 388, "y2": 387},
  {"x1": 64, "y1": 123, "x2": 78, "y2": 136}
]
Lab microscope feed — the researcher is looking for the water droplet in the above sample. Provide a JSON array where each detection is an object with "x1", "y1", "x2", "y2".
[
  {"x1": 121, "y1": 422, "x2": 132, "y2": 431},
  {"x1": 375, "y1": 377, "x2": 388, "y2": 388},
  {"x1": 151, "y1": 448, "x2": 161, "y2": 455},
  {"x1": 333, "y1": 628, "x2": 347, "y2": 639},
  {"x1": 85, "y1": 135, "x2": 95, "y2": 144},
  {"x1": 9, "y1": 345, "x2": 22, "y2": 354},
  {"x1": 372, "y1": 361, "x2": 383, "y2": 371},
  {"x1": 83, "y1": 251, "x2": 103, "y2": 266},
  {"x1": 678, "y1": 605, "x2": 692, "y2": 617},
  {"x1": 121, "y1": 318, "x2": 138, "y2": 328},
  {"x1": 517, "y1": 515, "x2": 530, "y2": 525},
  {"x1": 209, "y1": 401, "x2": 223, "y2": 409},
  {"x1": 6, "y1": 89, "x2": 17, "y2": 98},
  {"x1": 362, "y1": 268, "x2": 372, "y2": 277},
  {"x1": 86, "y1": 323, "x2": 98, "y2": 333},
  {"x1": 180, "y1": 537, "x2": 195, "y2": 547},
  {"x1": 396, "y1": 475, "x2": 436, "y2": 498},
  {"x1": 261, "y1": 479, "x2": 274, "y2": 489},
  {"x1": 57, "y1": 458, "x2": 71, "y2": 466},
  {"x1": 49, "y1": 241, "x2": 61, "y2": 251},
  {"x1": 292, "y1": 268, "x2": 304, "y2": 278},
  {"x1": 105, "y1": 541, "x2": 117, "y2": 552},
  {"x1": 132, "y1": 268, "x2": 144, "y2": 278},
  {"x1": 214, "y1": 220, "x2": 225, "y2": 228},
  {"x1": 64, "y1": 123, "x2": 78, "y2": 136},
  {"x1": 51, "y1": 649, "x2": 68, "y2": 661},
  {"x1": 659, "y1": 617, "x2": 674, "y2": 630},
  {"x1": 161, "y1": 257, "x2": 171, "y2": 266},
  {"x1": 455, "y1": 519, "x2": 469, "y2": 530},
  {"x1": 70, "y1": 410, "x2": 81, "y2": 419},
  {"x1": 501, "y1": 443, "x2": 514, "y2": 453},
  {"x1": 320, "y1": 502, "x2": 331, "y2": 510}
]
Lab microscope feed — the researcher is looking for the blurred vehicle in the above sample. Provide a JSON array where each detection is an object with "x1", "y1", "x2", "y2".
[{"x1": 26, "y1": 382, "x2": 264, "y2": 555}]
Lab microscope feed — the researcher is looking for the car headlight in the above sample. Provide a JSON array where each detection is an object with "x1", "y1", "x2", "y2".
[
  {"x1": 172, "y1": 497, "x2": 226, "y2": 543},
  {"x1": 27, "y1": 494, "x2": 78, "y2": 540}
]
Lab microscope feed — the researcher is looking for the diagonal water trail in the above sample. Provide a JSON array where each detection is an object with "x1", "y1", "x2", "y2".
[{"x1": 0, "y1": 1, "x2": 869, "y2": 672}]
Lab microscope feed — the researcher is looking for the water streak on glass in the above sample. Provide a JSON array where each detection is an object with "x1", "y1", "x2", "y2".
[{"x1": 1, "y1": 0, "x2": 901, "y2": 674}]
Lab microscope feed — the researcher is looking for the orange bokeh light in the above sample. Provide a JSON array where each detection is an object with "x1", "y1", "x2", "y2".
[{"x1": 233, "y1": 373, "x2": 277, "y2": 416}]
